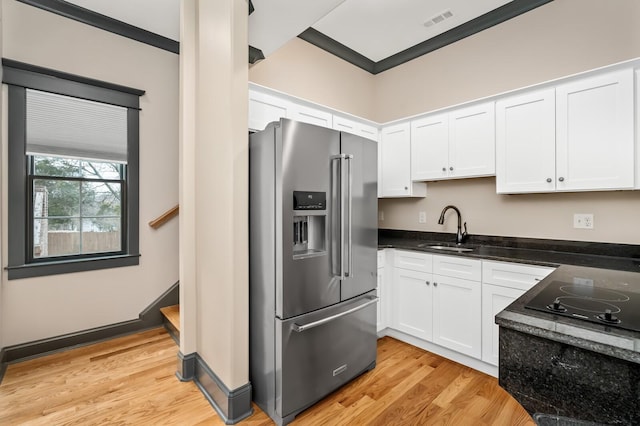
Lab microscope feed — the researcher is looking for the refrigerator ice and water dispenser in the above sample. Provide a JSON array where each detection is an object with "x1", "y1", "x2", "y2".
[{"x1": 292, "y1": 191, "x2": 326, "y2": 259}]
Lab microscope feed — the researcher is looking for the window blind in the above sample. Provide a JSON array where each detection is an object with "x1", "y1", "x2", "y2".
[{"x1": 26, "y1": 89, "x2": 128, "y2": 163}]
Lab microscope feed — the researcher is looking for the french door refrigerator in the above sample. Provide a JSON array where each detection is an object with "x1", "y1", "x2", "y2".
[{"x1": 249, "y1": 118, "x2": 378, "y2": 425}]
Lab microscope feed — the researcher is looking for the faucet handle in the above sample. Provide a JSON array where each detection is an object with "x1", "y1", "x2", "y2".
[{"x1": 462, "y1": 222, "x2": 468, "y2": 242}]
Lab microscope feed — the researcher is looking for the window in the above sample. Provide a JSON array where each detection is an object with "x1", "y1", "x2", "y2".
[
  {"x1": 3, "y1": 59, "x2": 144, "y2": 279},
  {"x1": 31, "y1": 155, "x2": 124, "y2": 259}
]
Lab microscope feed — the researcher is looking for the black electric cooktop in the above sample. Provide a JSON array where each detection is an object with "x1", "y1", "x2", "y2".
[{"x1": 525, "y1": 280, "x2": 640, "y2": 333}]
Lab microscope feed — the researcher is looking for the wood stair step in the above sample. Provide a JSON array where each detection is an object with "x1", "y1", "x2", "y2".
[{"x1": 160, "y1": 305, "x2": 180, "y2": 344}]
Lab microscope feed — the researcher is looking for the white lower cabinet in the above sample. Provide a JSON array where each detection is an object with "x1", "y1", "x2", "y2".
[
  {"x1": 481, "y1": 260, "x2": 554, "y2": 366},
  {"x1": 377, "y1": 250, "x2": 386, "y2": 333},
  {"x1": 383, "y1": 249, "x2": 557, "y2": 376},
  {"x1": 432, "y1": 274, "x2": 481, "y2": 358},
  {"x1": 390, "y1": 251, "x2": 481, "y2": 358},
  {"x1": 392, "y1": 267, "x2": 433, "y2": 341},
  {"x1": 481, "y1": 284, "x2": 525, "y2": 366}
]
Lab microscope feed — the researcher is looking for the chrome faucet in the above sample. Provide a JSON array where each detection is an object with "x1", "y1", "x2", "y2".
[{"x1": 438, "y1": 205, "x2": 468, "y2": 245}]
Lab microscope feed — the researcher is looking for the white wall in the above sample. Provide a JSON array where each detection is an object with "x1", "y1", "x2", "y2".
[{"x1": 1, "y1": 0, "x2": 179, "y2": 347}]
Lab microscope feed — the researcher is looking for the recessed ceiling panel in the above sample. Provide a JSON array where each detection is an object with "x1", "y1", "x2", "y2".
[
  {"x1": 312, "y1": 0, "x2": 513, "y2": 62},
  {"x1": 65, "y1": 0, "x2": 181, "y2": 41},
  {"x1": 249, "y1": 0, "x2": 346, "y2": 57}
]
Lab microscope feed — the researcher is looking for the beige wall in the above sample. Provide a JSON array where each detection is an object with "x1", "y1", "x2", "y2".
[
  {"x1": 249, "y1": 37, "x2": 377, "y2": 120},
  {"x1": 180, "y1": 0, "x2": 249, "y2": 390},
  {"x1": 375, "y1": 0, "x2": 640, "y2": 122},
  {"x1": 1, "y1": 0, "x2": 179, "y2": 346},
  {"x1": 380, "y1": 178, "x2": 640, "y2": 244}
]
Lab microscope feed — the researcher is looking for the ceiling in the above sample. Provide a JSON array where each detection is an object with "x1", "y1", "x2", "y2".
[
  {"x1": 61, "y1": 0, "x2": 551, "y2": 74},
  {"x1": 254, "y1": 0, "x2": 513, "y2": 63}
]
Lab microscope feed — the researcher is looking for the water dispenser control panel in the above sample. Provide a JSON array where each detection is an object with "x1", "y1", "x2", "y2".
[{"x1": 293, "y1": 191, "x2": 326, "y2": 210}]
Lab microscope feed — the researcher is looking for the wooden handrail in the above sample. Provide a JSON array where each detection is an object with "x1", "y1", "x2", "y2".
[{"x1": 149, "y1": 205, "x2": 179, "y2": 229}]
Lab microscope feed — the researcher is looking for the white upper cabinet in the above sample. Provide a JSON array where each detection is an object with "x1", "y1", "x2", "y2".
[
  {"x1": 248, "y1": 90, "x2": 291, "y2": 132},
  {"x1": 496, "y1": 88, "x2": 556, "y2": 193},
  {"x1": 449, "y1": 102, "x2": 496, "y2": 178},
  {"x1": 411, "y1": 113, "x2": 448, "y2": 180},
  {"x1": 380, "y1": 122, "x2": 426, "y2": 198},
  {"x1": 288, "y1": 103, "x2": 333, "y2": 128},
  {"x1": 496, "y1": 68, "x2": 635, "y2": 194},
  {"x1": 333, "y1": 115, "x2": 379, "y2": 141},
  {"x1": 556, "y1": 68, "x2": 634, "y2": 191},
  {"x1": 411, "y1": 102, "x2": 495, "y2": 181}
]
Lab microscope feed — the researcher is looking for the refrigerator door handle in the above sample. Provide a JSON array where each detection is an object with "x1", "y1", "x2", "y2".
[
  {"x1": 291, "y1": 296, "x2": 378, "y2": 332},
  {"x1": 331, "y1": 154, "x2": 347, "y2": 279},
  {"x1": 345, "y1": 154, "x2": 354, "y2": 278}
]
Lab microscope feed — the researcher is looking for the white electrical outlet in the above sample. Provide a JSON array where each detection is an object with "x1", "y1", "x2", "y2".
[
  {"x1": 573, "y1": 213, "x2": 594, "y2": 229},
  {"x1": 379, "y1": 210, "x2": 384, "y2": 221},
  {"x1": 418, "y1": 211, "x2": 426, "y2": 223}
]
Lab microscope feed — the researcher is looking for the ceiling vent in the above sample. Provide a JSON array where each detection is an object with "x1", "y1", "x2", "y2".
[{"x1": 424, "y1": 10, "x2": 454, "y2": 28}]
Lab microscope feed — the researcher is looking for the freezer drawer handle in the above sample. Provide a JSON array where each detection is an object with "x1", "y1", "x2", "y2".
[{"x1": 291, "y1": 297, "x2": 378, "y2": 332}]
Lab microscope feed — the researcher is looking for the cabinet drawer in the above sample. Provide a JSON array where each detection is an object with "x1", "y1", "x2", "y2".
[
  {"x1": 394, "y1": 250, "x2": 433, "y2": 273},
  {"x1": 432, "y1": 255, "x2": 481, "y2": 281},
  {"x1": 482, "y1": 260, "x2": 554, "y2": 291}
]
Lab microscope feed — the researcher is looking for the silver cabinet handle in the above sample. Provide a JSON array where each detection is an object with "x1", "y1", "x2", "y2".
[
  {"x1": 404, "y1": 186, "x2": 408, "y2": 190},
  {"x1": 425, "y1": 281, "x2": 430, "y2": 285},
  {"x1": 449, "y1": 166, "x2": 454, "y2": 171},
  {"x1": 292, "y1": 297, "x2": 378, "y2": 332},
  {"x1": 433, "y1": 282, "x2": 438, "y2": 287},
  {"x1": 558, "y1": 177, "x2": 565, "y2": 182},
  {"x1": 442, "y1": 167, "x2": 446, "y2": 172},
  {"x1": 546, "y1": 178, "x2": 552, "y2": 183}
]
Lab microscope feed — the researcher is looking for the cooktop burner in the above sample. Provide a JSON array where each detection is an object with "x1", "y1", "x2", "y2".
[{"x1": 525, "y1": 281, "x2": 640, "y2": 333}]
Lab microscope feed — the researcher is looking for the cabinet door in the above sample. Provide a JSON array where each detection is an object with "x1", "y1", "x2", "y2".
[
  {"x1": 556, "y1": 68, "x2": 634, "y2": 191},
  {"x1": 334, "y1": 115, "x2": 379, "y2": 141},
  {"x1": 377, "y1": 267, "x2": 384, "y2": 332},
  {"x1": 432, "y1": 275, "x2": 481, "y2": 358},
  {"x1": 432, "y1": 255, "x2": 481, "y2": 282},
  {"x1": 248, "y1": 90, "x2": 290, "y2": 132},
  {"x1": 394, "y1": 250, "x2": 433, "y2": 273},
  {"x1": 288, "y1": 103, "x2": 333, "y2": 128},
  {"x1": 392, "y1": 268, "x2": 433, "y2": 341},
  {"x1": 482, "y1": 260, "x2": 554, "y2": 292},
  {"x1": 481, "y1": 284, "x2": 524, "y2": 366},
  {"x1": 448, "y1": 102, "x2": 496, "y2": 178},
  {"x1": 495, "y1": 89, "x2": 556, "y2": 193},
  {"x1": 411, "y1": 114, "x2": 449, "y2": 180},
  {"x1": 380, "y1": 123, "x2": 412, "y2": 197}
]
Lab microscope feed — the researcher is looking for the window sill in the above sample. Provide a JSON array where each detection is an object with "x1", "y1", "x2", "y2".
[{"x1": 6, "y1": 254, "x2": 140, "y2": 280}]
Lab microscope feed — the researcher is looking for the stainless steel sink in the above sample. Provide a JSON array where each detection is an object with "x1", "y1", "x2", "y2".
[
  {"x1": 426, "y1": 245, "x2": 474, "y2": 253},
  {"x1": 417, "y1": 243, "x2": 474, "y2": 253}
]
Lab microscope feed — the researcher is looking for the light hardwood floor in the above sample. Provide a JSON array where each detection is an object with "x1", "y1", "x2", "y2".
[{"x1": 0, "y1": 328, "x2": 534, "y2": 425}]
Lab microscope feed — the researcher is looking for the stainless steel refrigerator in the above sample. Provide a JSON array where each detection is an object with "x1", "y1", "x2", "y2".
[{"x1": 249, "y1": 118, "x2": 378, "y2": 425}]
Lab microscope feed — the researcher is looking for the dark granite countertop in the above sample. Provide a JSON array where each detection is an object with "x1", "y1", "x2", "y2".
[
  {"x1": 379, "y1": 229, "x2": 640, "y2": 363},
  {"x1": 496, "y1": 264, "x2": 640, "y2": 364},
  {"x1": 378, "y1": 229, "x2": 640, "y2": 273}
]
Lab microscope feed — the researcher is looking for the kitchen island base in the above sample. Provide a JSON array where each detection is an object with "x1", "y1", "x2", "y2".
[{"x1": 499, "y1": 327, "x2": 639, "y2": 425}]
